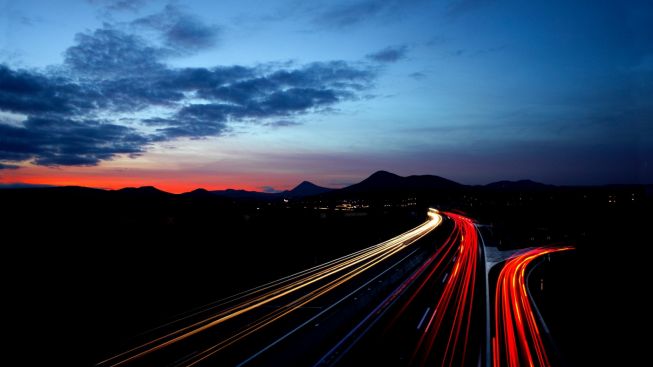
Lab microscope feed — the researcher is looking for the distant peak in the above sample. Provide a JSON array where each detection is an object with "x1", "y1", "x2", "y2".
[
  {"x1": 340, "y1": 170, "x2": 461, "y2": 193},
  {"x1": 288, "y1": 180, "x2": 332, "y2": 197},
  {"x1": 118, "y1": 186, "x2": 169, "y2": 194},
  {"x1": 369, "y1": 170, "x2": 400, "y2": 178},
  {"x1": 189, "y1": 188, "x2": 209, "y2": 193},
  {"x1": 363, "y1": 171, "x2": 402, "y2": 182},
  {"x1": 517, "y1": 179, "x2": 541, "y2": 184},
  {"x1": 119, "y1": 185, "x2": 155, "y2": 191},
  {"x1": 294, "y1": 181, "x2": 318, "y2": 189},
  {"x1": 359, "y1": 171, "x2": 403, "y2": 184},
  {"x1": 139, "y1": 186, "x2": 159, "y2": 190}
]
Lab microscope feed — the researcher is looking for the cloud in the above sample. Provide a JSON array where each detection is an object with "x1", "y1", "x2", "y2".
[
  {"x1": 260, "y1": 185, "x2": 281, "y2": 193},
  {"x1": 262, "y1": 88, "x2": 338, "y2": 112},
  {"x1": 0, "y1": 182, "x2": 53, "y2": 188},
  {"x1": 264, "y1": 120, "x2": 301, "y2": 128},
  {"x1": 65, "y1": 27, "x2": 165, "y2": 77},
  {"x1": 409, "y1": 71, "x2": 427, "y2": 80},
  {"x1": 267, "y1": 61, "x2": 374, "y2": 90},
  {"x1": 132, "y1": 5, "x2": 219, "y2": 52},
  {"x1": 0, "y1": 163, "x2": 19, "y2": 170},
  {"x1": 312, "y1": 0, "x2": 426, "y2": 28},
  {"x1": 0, "y1": 65, "x2": 97, "y2": 115},
  {"x1": 446, "y1": 45, "x2": 506, "y2": 58},
  {"x1": 137, "y1": 61, "x2": 373, "y2": 140},
  {"x1": 87, "y1": 0, "x2": 151, "y2": 12},
  {"x1": 366, "y1": 45, "x2": 408, "y2": 63},
  {"x1": 314, "y1": 0, "x2": 388, "y2": 28},
  {"x1": 0, "y1": 22, "x2": 376, "y2": 167},
  {"x1": 0, "y1": 117, "x2": 148, "y2": 166},
  {"x1": 145, "y1": 104, "x2": 230, "y2": 139}
]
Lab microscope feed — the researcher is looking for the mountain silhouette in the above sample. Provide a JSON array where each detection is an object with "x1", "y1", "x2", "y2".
[
  {"x1": 117, "y1": 186, "x2": 171, "y2": 197},
  {"x1": 3, "y1": 171, "x2": 568, "y2": 200},
  {"x1": 339, "y1": 170, "x2": 462, "y2": 194},
  {"x1": 210, "y1": 181, "x2": 332, "y2": 199},
  {"x1": 286, "y1": 181, "x2": 332, "y2": 197}
]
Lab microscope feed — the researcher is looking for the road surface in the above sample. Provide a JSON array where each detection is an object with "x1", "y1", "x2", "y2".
[
  {"x1": 98, "y1": 210, "x2": 567, "y2": 366},
  {"x1": 99, "y1": 209, "x2": 484, "y2": 367}
]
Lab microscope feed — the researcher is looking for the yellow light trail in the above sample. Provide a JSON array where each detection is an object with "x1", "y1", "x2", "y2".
[{"x1": 99, "y1": 209, "x2": 442, "y2": 367}]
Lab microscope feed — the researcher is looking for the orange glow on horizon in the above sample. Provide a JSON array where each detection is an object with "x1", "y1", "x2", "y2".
[{"x1": 0, "y1": 165, "x2": 307, "y2": 193}]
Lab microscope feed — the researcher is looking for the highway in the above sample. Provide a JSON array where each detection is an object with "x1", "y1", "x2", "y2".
[
  {"x1": 328, "y1": 212, "x2": 485, "y2": 367},
  {"x1": 492, "y1": 246, "x2": 573, "y2": 367},
  {"x1": 97, "y1": 209, "x2": 569, "y2": 366},
  {"x1": 98, "y1": 209, "x2": 450, "y2": 366}
]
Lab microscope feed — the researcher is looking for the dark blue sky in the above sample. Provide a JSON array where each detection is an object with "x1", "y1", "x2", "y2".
[{"x1": 0, "y1": 0, "x2": 651, "y2": 191}]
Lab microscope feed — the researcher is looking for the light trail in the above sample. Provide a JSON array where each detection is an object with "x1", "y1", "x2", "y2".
[
  {"x1": 98, "y1": 209, "x2": 442, "y2": 367},
  {"x1": 408, "y1": 212, "x2": 480, "y2": 367},
  {"x1": 320, "y1": 212, "x2": 483, "y2": 367},
  {"x1": 492, "y1": 246, "x2": 573, "y2": 367}
]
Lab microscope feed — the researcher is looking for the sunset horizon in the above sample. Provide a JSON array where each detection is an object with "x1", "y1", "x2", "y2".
[
  {"x1": 2, "y1": 166, "x2": 649, "y2": 194},
  {"x1": 1, "y1": 1, "x2": 649, "y2": 366},
  {"x1": 2, "y1": 1, "x2": 650, "y2": 191}
]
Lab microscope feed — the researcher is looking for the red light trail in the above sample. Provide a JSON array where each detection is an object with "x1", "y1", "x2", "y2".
[
  {"x1": 317, "y1": 211, "x2": 484, "y2": 366},
  {"x1": 493, "y1": 246, "x2": 573, "y2": 367},
  {"x1": 95, "y1": 208, "x2": 571, "y2": 367},
  {"x1": 408, "y1": 212, "x2": 480, "y2": 367}
]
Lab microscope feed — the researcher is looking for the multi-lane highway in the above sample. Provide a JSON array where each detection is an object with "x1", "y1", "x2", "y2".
[
  {"x1": 98, "y1": 209, "x2": 568, "y2": 367},
  {"x1": 328, "y1": 211, "x2": 485, "y2": 367},
  {"x1": 98, "y1": 209, "x2": 445, "y2": 366}
]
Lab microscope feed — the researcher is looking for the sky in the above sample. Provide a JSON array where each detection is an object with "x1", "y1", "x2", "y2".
[{"x1": 1, "y1": 0, "x2": 651, "y2": 192}]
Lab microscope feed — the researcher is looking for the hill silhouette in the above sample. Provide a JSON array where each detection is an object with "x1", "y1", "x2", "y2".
[
  {"x1": 209, "y1": 180, "x2": 332, "y2": 199},
  {"x1": 1, "y1": 170, "x2": 648, "y2": 367},
  {"x1": 117, "y1": 186, "x2": 171, "y2": 197},
  {"x1": 336, "y1": 170, "x2": 462, "y2": 195},
  {"x1": 286, "y1": 181, "x2": 332, "y2": 197}
]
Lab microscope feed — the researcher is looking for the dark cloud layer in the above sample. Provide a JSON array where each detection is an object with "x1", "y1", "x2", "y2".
[
  {"x1": 0, "y1": 65, "x2": 97, "y2": 115},
  {"x1": 0, "y1": 117, "x2": 148, "y2": 166},
  {"x1": 0, "y1": 163, "x2": 19, "y2": 170},
  {"x1": 0, "y1": 23, "x2": 376, "y2": 167},
  {"x1": 132, "y1": 5, "x2": 219, "y2": 52},
  {"x1": 366, "y1": 45, "x2": 408, "y2": 63},
  {"x1": 65, "y1": 28, "x2": 165, "y2": 77}
]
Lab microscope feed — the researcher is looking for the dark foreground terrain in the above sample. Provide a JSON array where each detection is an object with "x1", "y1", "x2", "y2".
[
  {"x1": 1, "y1": 173, "x2": 649, "y2": 366},
  {"x1": 2, "y1": 186, "x2": 423, "y2": 365}
]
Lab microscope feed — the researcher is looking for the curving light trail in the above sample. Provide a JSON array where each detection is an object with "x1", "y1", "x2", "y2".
[
  {"x1": 408, "y1": 212, "x2": 481, "y2": 367},
  {"x1": 492, "y1": 246, "x2": 573, "y2": 367},
  {"x1": 98, "y1": 209, "x2": 443, "y2": 367},
  {"x1": 314, "y1": 211, "x2": 482, "y2": 367}
]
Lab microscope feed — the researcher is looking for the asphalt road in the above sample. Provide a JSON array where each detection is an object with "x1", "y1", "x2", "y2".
[
  {"x1": 98, "y1": 209, "x2": 488, "y2": 367},
  {"x1": 330, "y1": 212, "x2": 485, "y2": 367}
]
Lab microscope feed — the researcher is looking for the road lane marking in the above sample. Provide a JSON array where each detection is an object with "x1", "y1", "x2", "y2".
[{"x1": 416, "y1": 307, "x2": 431, "y2": 330}]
